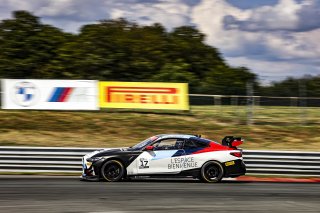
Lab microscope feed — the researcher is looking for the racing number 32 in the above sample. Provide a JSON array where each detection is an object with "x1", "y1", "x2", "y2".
[{"x1": 139, "y1": 158, "x2": 149, "y2": 169}]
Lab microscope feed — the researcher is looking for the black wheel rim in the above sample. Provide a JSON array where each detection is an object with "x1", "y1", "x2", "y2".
[
  {"x1": 104, "y1": 164, "x2": 121, "y2": 181},
  {"x1": 205, "y1": 165, "x2": 220, "y2": 180}
]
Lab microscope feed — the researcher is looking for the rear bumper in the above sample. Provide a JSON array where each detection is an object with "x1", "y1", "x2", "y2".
[{"x1": 223, "y1": 159, "x2": 246, "y2": 177}]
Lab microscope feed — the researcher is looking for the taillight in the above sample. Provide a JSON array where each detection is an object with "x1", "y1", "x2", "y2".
[{"x1": 230, "y1": 152, "x2": 242, "y2": 158}]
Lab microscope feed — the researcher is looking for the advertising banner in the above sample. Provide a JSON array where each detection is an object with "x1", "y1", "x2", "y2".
[
  {"x1": 99, "y1": 81, "x2": 189, "y2": 110},
  {"x1": 1, "y1": 79, "x2": 98, "y2": 110}
]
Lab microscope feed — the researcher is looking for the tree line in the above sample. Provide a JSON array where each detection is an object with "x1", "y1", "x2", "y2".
[{"x1": 0, "y1": 11, "x2": 319, "y2": 97}]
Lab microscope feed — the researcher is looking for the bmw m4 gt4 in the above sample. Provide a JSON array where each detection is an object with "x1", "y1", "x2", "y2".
[{"x1": 81, "y1": 134, "x2": 246, "y2": 183}]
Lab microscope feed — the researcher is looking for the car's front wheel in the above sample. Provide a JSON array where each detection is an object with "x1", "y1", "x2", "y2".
[
  {"x1": 200, "y1": 161, "x2": 224, "y2": 183},
  {"x1": 101, "y1": 160, "x2": 125, "y2": 182}
]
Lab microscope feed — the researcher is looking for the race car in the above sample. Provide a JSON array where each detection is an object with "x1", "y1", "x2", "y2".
[{"x1": 81, "y1": 134, "x2": 246, "y2": 183}]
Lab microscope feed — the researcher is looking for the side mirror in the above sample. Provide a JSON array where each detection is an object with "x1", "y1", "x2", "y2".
[{"x1": 144, "y1": 145, "x2": 154, "y2": 151}]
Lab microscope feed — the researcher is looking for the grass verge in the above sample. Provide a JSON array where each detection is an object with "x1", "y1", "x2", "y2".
[{"x1": 0, "y1": 106, "x2": 319, "y2": 151}]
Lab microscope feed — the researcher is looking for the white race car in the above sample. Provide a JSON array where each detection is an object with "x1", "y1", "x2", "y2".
[{"x1": 81, "y1": 134, "x2": 246, "y2": 183}]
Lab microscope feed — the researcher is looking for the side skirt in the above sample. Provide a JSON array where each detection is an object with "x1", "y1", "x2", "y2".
[{"x1": 127, "y1": 168, "x2": 201, "y2": 179}]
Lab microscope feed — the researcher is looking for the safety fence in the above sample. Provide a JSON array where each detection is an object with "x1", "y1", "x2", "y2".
[
  {"x1": 0, "y1": 147, "x2": 319, "y2": 176},
  {"x1": 189, "y1": 94, "x2": 320, "y2": 107}
]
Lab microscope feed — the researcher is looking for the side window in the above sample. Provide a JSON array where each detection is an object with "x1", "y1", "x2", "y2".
[
  {"x1": 184, "y1": 139, "x2": 208, "y2": 149},
  {"x1": 195, "y1": 140, "x2": 209, "y2": 148},
  {"x1": 153, "y1": 139, "x2": 179, "y2": 150},
  {"x1": 183, "y1": 140, "x2": 197, "y2": 149}
]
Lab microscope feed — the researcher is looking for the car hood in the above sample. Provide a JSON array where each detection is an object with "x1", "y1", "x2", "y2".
[{"x1": 85, "y1": 148, "x2": 127, "y2": 158}]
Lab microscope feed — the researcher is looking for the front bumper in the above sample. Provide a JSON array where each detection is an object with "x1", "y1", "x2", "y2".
[
  {"x1": 81, "y1": 157, "x2": 99, "y2": 181},
  {"x1": 80, "y1": 174, "x2": 99, "y2": 181}
]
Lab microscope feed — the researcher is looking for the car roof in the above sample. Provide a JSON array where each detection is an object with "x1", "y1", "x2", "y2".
[{"x1": 155, "y1": 134, "x2": 198, "y2": 140}]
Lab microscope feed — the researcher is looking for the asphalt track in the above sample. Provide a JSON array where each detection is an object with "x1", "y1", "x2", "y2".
[{"x1": 0, "y1": 176, "x2": 319, "y2": 213}]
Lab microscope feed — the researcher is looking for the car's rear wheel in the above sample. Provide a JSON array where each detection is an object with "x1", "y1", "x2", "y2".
[
  {"x1": 101, "y1": 160, "x2": 125, "y2": 182},
  {"x1": 200, "y1": 161, "x2": 224, "y2": 183}
]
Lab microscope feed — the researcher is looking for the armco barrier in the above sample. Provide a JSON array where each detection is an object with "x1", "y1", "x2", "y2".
[{"x1": 0, "y1": 147, "x2": 319, "y2": 176}]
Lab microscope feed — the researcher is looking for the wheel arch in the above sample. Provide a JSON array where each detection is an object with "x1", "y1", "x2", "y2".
[
  {"x1": 200, "y1": 159, "x2": 224, "y2": 169},
  {"x1": 98, "y1": 157, "x2": 127, "y2": 178}
]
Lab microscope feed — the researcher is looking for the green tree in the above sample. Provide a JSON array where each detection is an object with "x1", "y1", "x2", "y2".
[
  {"x1": 202, "y1": 66, "x2": 257, "y2": 95},
  {"x1": 0, "y1": 11, "x2": 260, "y2": 96},
  {"x1": 167, "y1": 26, "x2": 226, "y2": 79},
  {"x1": 0, "y1": 11, "x2": 70, "y2": 78},
  {"x1": 260, "y1": 76, "x2": 320, "y2": 97},
  {"x1": 151, "y1": 60, "x2": 199, "y2": 89},
  {"x1": 52, "y1": 19, "x2": 168, "y2": 80}
]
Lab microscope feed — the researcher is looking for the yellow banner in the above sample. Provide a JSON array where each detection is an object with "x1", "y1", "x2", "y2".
[{"x1": 99, "y1": 82, "x2": 189, "y2": 110}]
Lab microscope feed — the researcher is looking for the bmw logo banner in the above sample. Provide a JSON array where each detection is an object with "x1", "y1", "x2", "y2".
[{"x1": 1, "y1": 79, "x2": 99, "y2": 110}]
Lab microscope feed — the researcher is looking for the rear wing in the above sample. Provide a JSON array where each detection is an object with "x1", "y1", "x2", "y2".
[{"x1": 221, "y1": 136, "x2": 243, "y2": 148}]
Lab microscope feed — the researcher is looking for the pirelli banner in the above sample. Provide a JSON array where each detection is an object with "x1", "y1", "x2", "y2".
[
  {"x1": 1, "y1": 79, "x2": 98, "y2": 110},
  {"x1": 99, "y1": 82, "x2": 189, "y2": 110}
]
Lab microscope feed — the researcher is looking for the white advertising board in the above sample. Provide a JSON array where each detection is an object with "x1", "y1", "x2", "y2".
[{"x1": 1, "y1": 79, "x2": 98, "y2": 110}]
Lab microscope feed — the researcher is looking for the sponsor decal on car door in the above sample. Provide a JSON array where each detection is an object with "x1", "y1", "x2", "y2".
[{"x1": 137, "y1": 149, "x2": 186, "y2": 174}]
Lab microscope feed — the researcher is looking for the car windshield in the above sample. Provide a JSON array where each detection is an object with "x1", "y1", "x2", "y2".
[{"x1": 131, "y1": 136, "x2": 158, "y2": 150}]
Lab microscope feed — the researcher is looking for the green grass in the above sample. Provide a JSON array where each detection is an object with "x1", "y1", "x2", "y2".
[{"x1": 0, "y1": 106, "x2": 319, "y2": 151}]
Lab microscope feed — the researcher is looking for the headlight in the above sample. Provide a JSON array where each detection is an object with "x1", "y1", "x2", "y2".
[
  {"x1": 87, "y1": 157, "x2": 103, "y2": 162},
  {"x1": 86, "y1": 161, "x2": 92, "y2": 168}
]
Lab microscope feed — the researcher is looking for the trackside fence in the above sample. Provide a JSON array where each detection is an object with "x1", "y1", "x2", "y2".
[{"x1": 0, "y1": 147, "x2": 319, "y2": 176}]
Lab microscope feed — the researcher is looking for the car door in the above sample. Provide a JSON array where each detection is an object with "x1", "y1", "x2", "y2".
[{"x1": 136, "y1": 138, "x2": 186, "y2": 175}]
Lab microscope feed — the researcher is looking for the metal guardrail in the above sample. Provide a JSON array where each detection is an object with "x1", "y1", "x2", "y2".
[
  {"x1": 0, "y1": 147, "x2": 319, "y2": 176},
  {"x1": 243, "y1": 150, "x2": 320, "y2": 176}
]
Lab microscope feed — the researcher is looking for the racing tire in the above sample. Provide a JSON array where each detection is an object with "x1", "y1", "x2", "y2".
[
  {"x1": 200, "y1": 161, "x2": 224, "y2": 183},
  {"x1": 101, "y1": 160, "x2": 125, "y2": 182}
]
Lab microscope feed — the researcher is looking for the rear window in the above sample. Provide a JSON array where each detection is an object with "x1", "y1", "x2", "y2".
[
  {"x1": 184, "y1": 137, "x2": 210, "y2": 149},
  {"x1": 192, "y1": 137, "x2": 211, "y2": 144}
]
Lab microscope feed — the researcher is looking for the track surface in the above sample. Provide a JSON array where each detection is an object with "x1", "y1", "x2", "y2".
[{"x1": 0, "y1": 176, "x2": 319, "y2": 213}]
